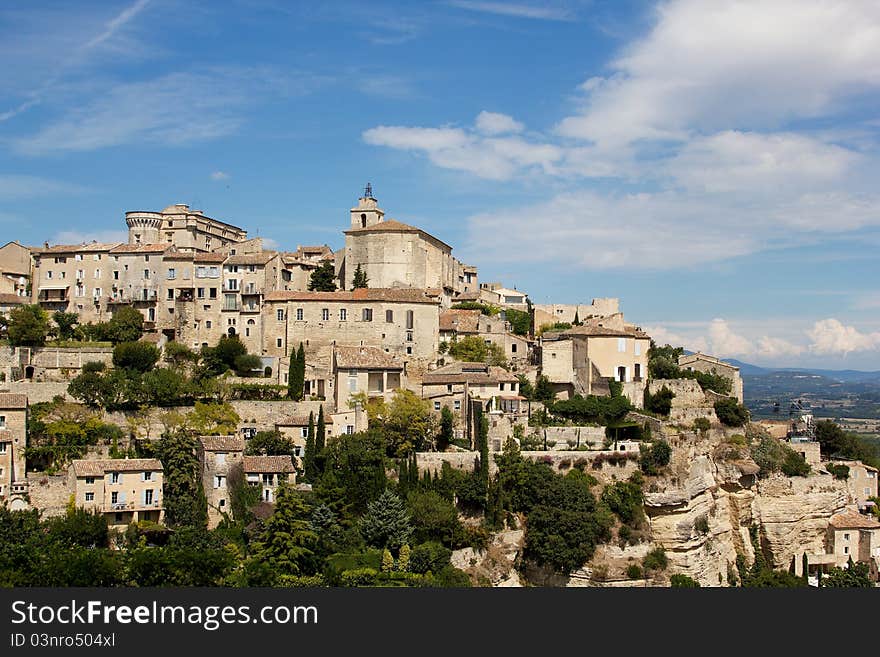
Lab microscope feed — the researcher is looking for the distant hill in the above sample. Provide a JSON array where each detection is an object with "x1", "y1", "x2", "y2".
[{"x1": 723, "y1": 358, "x2": 880, "y2": 383}]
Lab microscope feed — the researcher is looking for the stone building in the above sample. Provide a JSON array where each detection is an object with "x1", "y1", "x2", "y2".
[
  {"x1": 828, "y1": 460, "x2": 879, "y2": 510},
  {"x1": 332, "y1": 345, "x2": 404, "y2": 411},
  {"x1": 338, "y1": 187, "x2": 475, "y2": 298},
  {"x1": 0, "y1": 241, "x2": 32, "y2": 297},
  {"x1": 261, "y1": 287, "x2": 441, "y2": 363},
  {"x1": 532, "y1": 298, "x2": 620, "y2": 328},
  {"x1": 275, "y1": 413, "x2": 333, "y2": 460},
  {"x1": 806, "y1": 510, "x2": 880, "y2": 581},
  {"x1": 539, "y1": 314, "x2": 651, "y2": 403},
  {"x1": 196, "y1": 435, "x2": 245, "y2": 529},
  {"x1": 420, "y1": 361, "x2": 519, "y2": 420},
  {"x1": 439, "y1": 308, "x2": 530, "y2": 365},
  {"x1": 243, "y1": 455, "x2": 295, "y2": 503},
  {"x1": 0, "y1": 393, "x2": 27, "y2": 504},
  {"x1": 69, "y1": 458, "x2": 164, "y2": 529},
  {"x1": 678, "y1": 352, "x2": 744, "y2": 403},
  {"x1": 125, "y1": 204, "x2": 247, "y2": 253},
  {"x1": 281, "y1": 245, "x2": 335, "y2": 292},
  {"x1": 220, "y1": 251, "x2": 282, "y2": 353},
  {"x1": 33, "y1": 242, "x2": 119, "y2": 321},
  {"x1": 0, "y1": 293, "x2": 25, "y2": 316},
  {"x1": 478, "y1": 285, "x2": 529, "y2": 310}
]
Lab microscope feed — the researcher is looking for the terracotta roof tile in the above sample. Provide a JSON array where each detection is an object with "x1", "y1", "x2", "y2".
[
  {"x1": 109, "y1": 243, "x2": 173, "y2": 254},
  {"x1": 193, "y1": 253, "x2": 227, "y2": 263},
  {"x1": 243, "y1": 455, "x2": 295, "y2": 474},
  {"x1": 225, "y1": 252, "x2": 278, "y2": 266},
  {"x1": 265, "y1": 288, "x2": 440, "y2": 304},
  {"x1": 344, "y1": 219, "x2": 452, "y2": 249},
  {"x1": 198, "y1": 436, "x2": 245, "y2": 451},
  {"x1": 829, "y1": 509, "x2": 880, "y2": 530},
  {"x1": 422, "y1": 362, "x2": 517, "y2": 385},
  {"x1": 37, "y1": 242, "x2": 121, "y2": 255},
  {"x1": 440, "y1": 309, "x2": 481, "y2": 333},
  {"x1": 0, "y1": 293, "x2": 26, "y2": 305},
  {"x1": 335, "y1": 345, "x2": 403, "y2": 369},
  {"x1": 71, "y1": 458, "x2": 162, "y2": 477},
  {"x1": 0, "y1": 393, "x2": 28, "y2": 409}
]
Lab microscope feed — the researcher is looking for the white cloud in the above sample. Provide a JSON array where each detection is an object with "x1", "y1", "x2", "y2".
[
  {"x1": 807, "y1": 318, "x2": 880, "y2": 355},
  {"x1": 0, "y1": 175, "x2": 88, "y2": 199},
  {"x1": 475, "y1": 111, "x2": 524, "y2": 135},
  {"x1": 210, "y1": 171, "x2": 230, "y2": 181},
  {"x1": 642, "y1": 324, "x2": 708, "y2": 353},
  {"x1": 83, "y1": 0, "x2": 151, "y2": 51},
  {"x1": 447, "y1": 1, "x2": 573, "y2": 21},
  {"x1": 363, "y1": 121, "x2": 561, "y2": 180},
  {"x1": 707, "y1": 319, "x2": 753, "y2": 357},
  {"x1": 357, "y1": 75, "x2": 416, "y2": 99},
  {"x1": 556, "y1": 0, "x2": 880, "y2": 147},
  {"x1": 644, "y1": 318, "x2": 804, "y2": 361}
]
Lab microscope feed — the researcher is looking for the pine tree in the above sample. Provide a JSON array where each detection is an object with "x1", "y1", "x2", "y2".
[
  {"x1": 351, "y1": 263, "x2": 368, "y2": 290},
  {"x1": 408, "y1": 454, "x2": 419, "y2": 490},
  {"x1": 303, "y1": 412, "x2": 317, "y2": 483},
  {"x1": 439, "y1": 406, "x2": 454, "y2": 449},
  {"x1": 358, "y1": 489, "x2": 413, "y2": 550},
  {"x1": 287, "y1": 345, "x2": 298, "y2": 400},
  {"x1": 381, "y1": 548, "x2": 394, "y2": 572},
  {"x1": 251, "y1": 484, "x2": 317, "y2": 575},
  {"x1": 292, "y1": 343, "x2": 306, "y2": 401},
  {"x1": 398, "y1": 544, "x2": 410, "y2": 572},
  {"x1": 573, "y1": 309, "x2": 581, "y2": 325},
  {"x1": 802, "y1": 552, "x2": 809, "y2": 584},
  {"x1": 308, "y1": 260, "x2": 337, "y2": 292}
]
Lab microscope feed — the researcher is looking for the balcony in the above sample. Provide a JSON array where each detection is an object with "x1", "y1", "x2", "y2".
[{"x1": 222, "y1": 301, "x2": 240, "y2": 311}]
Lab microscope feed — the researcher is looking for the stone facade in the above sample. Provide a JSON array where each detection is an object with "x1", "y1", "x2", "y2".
[
  {"x1": 69, "y1": 458, "x2": 164, "y2": 529},
  {"x1": 197, "y1": 436, "x2": 245, "y2": 529},
  {"x1": 0, "y1": 393, "x2": 27, "y2": 503},
  {"x1": 678, "y1": 352, "x2": 744, "y2": 403}
]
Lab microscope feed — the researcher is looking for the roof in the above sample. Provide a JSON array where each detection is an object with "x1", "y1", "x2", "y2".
[
  {"x1": 243, "y1": 455, "x2": 296, "y2": 474},
  {"x1": 829, "y1": 509, "x2": 880, "y2": 530},
  {"x1": 422, "y1": 362, "x2": 518, "y2": 385},
  {"x1": 455, "y1": 291, "x2": 481, "y2": 302},
  {"x1": 264, "y1": 287, "x2": 441, "y2": 305},
  {"x1": 0, "y1": 293, "x2": 26, "y2": 305},
  {"x1": 0, "y1": 393, "x2": 28, "y2": 409},
  {"x1": 109, "y1": 243, "x2": 172, "y2": 254},
  {"x1": 225, "y1": 252, "x2": 278, "y2": 266},
  {"x1": 344, "y1": 219, "x2": 452, "y2": 250},
  {"x1": 193, "y1": 253, "x2": 227, "y2": 263},
  {"x1": 72, "y1": 458, "x2": 163, "y2": 477},
  {"x1": 198, "y1": 436, "x2": 245, "y2": 451},
  {"x1": 678, "y1": 353, "x2": 740, "y2": 371},
  {"x1": 439, "y1": 309, "x2": 481, "y2": 334},
  {"x1": 335, "y1": 345, "x2": 403, "y2": 370},
  {"x1": 276, "y1": 414, "x2": 334, "y2": 426},
  {"x1": 492, "y1": 287, "x2": 527, "y2": 298},
  {"x1": 555, "y1": 321, "x2": 650, "y2": 340},
  {"x1": 37, "y1": 242, "x2": 121, "y2": 255}
]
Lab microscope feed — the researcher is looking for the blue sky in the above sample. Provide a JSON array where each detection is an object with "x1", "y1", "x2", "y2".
[{"x1": 2, "y1": 0, "x2": 880, "y2": 369}]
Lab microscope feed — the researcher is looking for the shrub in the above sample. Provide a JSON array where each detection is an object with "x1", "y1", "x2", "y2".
[
  {"x1": 714, "y1": 398, "x2": 750, "y2": 427},
  {"x1": 644, "y1": 386, "x2": 675, "y2": 416},
  {"x1": 639, "y1": 440, "x2": 672, "y2": 475},
  {"x1": 827, "y1": 464, "x2": 850, "y2": 480},
  {"x1": 694, "y1": 515, "x2": 710, "y2": 534},
  {"x1": 112, "y1": 341, "x2": 160, "y2": 372},
  {"x1": 408, "y1": 541, "x2": 452, "y2": 575},
  {"x1": 601, "y1": 481, "x2": 644, "y2": 525},
  {"x1": 670, "y1": 573, "x2": 700, "y2": 588},
  {"x1": 626, "y1": 564, "x2": 643, "y2": 579},
  {"x1": 693, "y1": 417, "x2": 711, "y2": 433},
  {"x1": 642, "y1": 547, "x2": 668, "y2": 572}
]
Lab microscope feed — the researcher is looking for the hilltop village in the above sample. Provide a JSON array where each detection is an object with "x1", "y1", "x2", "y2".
[{"x1": 0, "y1": 187, "x2": 878, "y2": 587}]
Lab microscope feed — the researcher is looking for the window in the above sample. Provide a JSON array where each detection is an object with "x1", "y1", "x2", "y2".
[
  {"x1": 167, "y1": 268, "x2": 176, "y2": 280},
  {"x1": 844, "y1": 533, "x2": 850, "y2": 541},
  {"x1": 167, "y1": 289, "x2": 174, "y2": 300},
  {"x1": 115, "y1": 513, "x2": 123, "y2": 522},
  {"x1": 346, "y1": 425, "x2": 355, "y2": 435},
  {"x1": 76, "y1": 269, "x2": 84, "y2": 280},
  {"x1": 866, "y1": 488, "x2": 872, "y2": 496},
  {"x1": 634, "y1": 363, "x2": 642, "y2": 380},
  {"x1": 75, "y1": 254, "x2": 83, "y2": 261},
  {"x1": 406, "y1": 331, "x2": 413, "y2": 342},
  {"x1": 321, "y1": 308, "x2": 330, "y2": 321},
  {"x1": 434, "y1": 401, "x2": 441, "y2": 411},
  {"x1": 349, "y1": 374, "x2": 358, "y2": 392},
  {"x1": 145, "y1": 489, "x2": 154, "y2": 505},
  {"x1": 296, "y1": 308, "x2": 304, "y2": 321},
  {"x1": 386, "y1": 310, "x2": 393, "y2": 323},
  {"x1": 447, "y1": 384, "x2": 453, "y2": 393},
  {"x1": 209, "y1": 288, "x2": 217, "y2": 299},
  {"x1": 499, "y1": 383, "x2": 505, "y2": 391},
  {"x1": 0, "y1": 444, "x2": 6, "y2": 455},
  {"x1": 340, "y1": 308, "x2": 347, "y2": 321},
  {"x1": 226, "y1": 264, "x2": 239, "y2": 273},
  {"x1": 362, "y1": 308, "x2": 373, "y2": 322},
  {"x1": 94, "y1": 268, "x2": 101, "y2": 279},
  {"x1": 84, "y1": 476, "x2": 94, "y2": 485},
  {"x1": 406, "y1": 310, "x2": 414, "y2": 329},
  {"x1": 219, "y1": 499, "x2": 226, "y2": 508},
  {"x1": 277, "y1": 309, "x2": 285, "y2": 321},
  {"x1": 454, "y1": 400, "x2": 461, "y2": 411},
  {"x1": 148, "y1": 308, "x2": 156, "y2": 322},
  {"x1": 46, "y1": 270, "x2": 53, "y2": 279},
  {"x1": 209, "y1": 266, "x2": 219, "y2": 278},
  {"x1": 512, "y1": 344, "x2": 517, "y2": 353},
  {"x1": 111, "y1": 491, "x2": 119, "y2": 504},
  {"x1": 143, "y1": 269, "x2": 150, "y2": 279},
  {"x1": 300, "y1": 427, "x2": 309, "y2": 438},
  {"x1": 214, "y1": 475, "x2": 226, "y2": 489},
  {"x1": 406, "y1": 346, "x2": 413, "y2": 355},
  {"x1": 196, "y1": 266, "x2": 206, "y2": 278},
  {"x1": 262, "y1": 474, "x2": 274, "y2": 486},
  {"x1": 844, "y1": 546, "x2": 850, "y2": 554},
  {"x1": 618, "y1": 338, "x2": 626, "y2": 353},
  {"x1": 277, "y1": 338, "x2": 283, "y2": 348},
  {"x1": 143, "y1": 471, "x2": 152, "y2": 481},
  {"x1": 85, "y1": 492, "x2": 94, "y2": 502},
  {"x1": 144, "y1": 255, "x2": 150, "y2": 262},
  {"x1": 110, "y1": 472, "x2": 120, "y2": 484},
  {"x1": 227, "y1": 279, "x2": 239, "y2": 291},
  {"x1": 0, "y1": 415, "x2": 4, "y2": 428},
  {"x1": 113, "y1": 270, "x2": 119, "y2": 280}
]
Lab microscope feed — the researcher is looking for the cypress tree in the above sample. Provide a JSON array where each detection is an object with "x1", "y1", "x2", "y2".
[
  {"x1": 408, "y1": 454, "x2": 419, "y2": 489},
  {"x1": 352, "y1": 263, "x2": 368, "y2": 290},
  {"x1": 316, "y1": 405, "x2": 326, "y2": 451},
  {"x1": 292, "y1": 342, "x2": 306, "y2": 401},
  {"x1": 802, "y1": 552, "x2": 809, "y2": 584},
  {"x1": 303, "y1": 411, "x2": 316, "y2": 482},
  {"x1": 287, "y1": 345, "x2": 297, "y2": 400}
]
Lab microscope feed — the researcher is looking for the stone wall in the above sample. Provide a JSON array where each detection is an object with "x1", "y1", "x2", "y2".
[
  {"x1": 1, "y1": 381, "x2": 72, "y2": 404},
  {"x1": 541, "y1": 426, "x2": 607, "y2": 448},
  {"x1": 413, "y1": 449, "x2": 641, "y2": 479},
  {"x1": 26, "y1": 471, "x2": 70, "y2": 518},
  {"x1": 648, "y1": 378, "x2": 718, "y2": 424}
]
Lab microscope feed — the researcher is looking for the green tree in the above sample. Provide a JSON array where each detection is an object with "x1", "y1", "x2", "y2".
[
  {"x1": 534, "y1": 374, "x2": 556, "y2": 403},
  {"x1": 406, "y1": 489, "x2": 463, "y2": 547},
  {"x1": 163, "y1": 341, "x2": 198, "y2": 369},
  {"x1": 7, "y1": 304, "x2": 50, "y2": 346},
  {"x1": 153, "y1": 431, "x2": 207, "y2": 529},
  {"x1": 503, "y1": 308, "x2": 530, "y2": 336},
  {"x1": 112, "y1": 341, "x2": 160, "y2": 372},
  {"x1": 316, "y1": 405, "x2": 326, "y2": 452},
  {"x1": 359, "y1": 489, "x2": 413, "y2": 551},
  {"x1": 642, "y1": 547, "x2": 669, "y2": 572},
  {"x1": 714, "y1": 398, "x2": 750, "y2": 427},
  {"x1": 319, "y1": 429, "x2": 387, "y2": 515},
  {"x1": 141, "y1": 368, "x2": 191, "y2": 407},
  {"x1": 670, "y1": 573, "x2": 700, "y2": 587},
  {"x1": 351, "y1": 263, "x2": 368, "y2": 289},
  {"x1": 379, "y1": 389, "x2": 436, "y2": 456},
  {"x1": 601, "y1": 480, "x2": 645, "y2": 525},
  {"x1": 246, "y1": 430, "x2": 295, "y2": 456},
  {"x1": 644, "y1": 386, "x2": 675, "y2": 416},
  {"x1": 106, "y1": 306, "x2": 144, "y2": 344},
  {"x1": 251, "y1": 485, "x2": 317, "y2": 575},
  {"x1": 447, "y1": 335, "x2": 507, "y2": 367},
  {"x1": 438, "y1": 406, "x2": 454, "y2": 450},
  {"x1": 233, "y1": 353, "x2": 263, "y2": 376},
  {"x1": 823, "y1": 559, "x2": 873, "y2": 588},
  {"x1": 303, "y1": 412, "x2": 317, "y2": 482},
  {"x1": 639, "y1": 440, "x2": 672, "y2": 475},
  {"x1": 289, "y1": 343, "x2": 305, "y2": 401},
  {"x1": 308, "y1": 260, "x2": 337, "y2": 292},
  {"x1": 200, "y1": 334, "x2": 247, "y2": 376},
  {"x1": 52, "y1": 311, "x2": 79, "y2": 341},
  {"x1": 186, "y1": 402, "x2": 241, "y2": 435}
]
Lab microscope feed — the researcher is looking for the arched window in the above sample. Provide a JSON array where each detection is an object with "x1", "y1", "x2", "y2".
[{"x1": 361, "y1": 213, "x2": 367, "y2": 228}]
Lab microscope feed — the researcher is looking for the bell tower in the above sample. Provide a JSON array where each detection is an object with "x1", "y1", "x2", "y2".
[{"x1": 350, "y1": 182, "x2": 384, "y2": 229}]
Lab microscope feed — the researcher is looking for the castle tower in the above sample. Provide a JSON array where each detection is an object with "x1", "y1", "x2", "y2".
[
  {"x1": 125, "y1": 211, "x2": 162, "y2": 244},
  {"x1": 350, "y1": 182, "x2": 384, "y2": 230}
]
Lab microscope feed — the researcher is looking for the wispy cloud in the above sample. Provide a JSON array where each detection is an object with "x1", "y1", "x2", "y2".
[
  {"x1": 14, "y1": 68, "x2": 327, "y2": 155},
  {"x1": 0, "y1": 175, "x2": 88, "y2": 200},
  {"x1": 82, "y1": 0, "x2": 152, "y2": 51},
  {"x1": 447, "y1": 1, "x2": 575, "y2": 21},
  {"x1": 357, "y1": 75, "x2": 417, "y2": 100},
  {"x1": 51, "y1": 229, "x2": 128, "y2": 246},
  {"x1": 210, "y1": 171, "x2": 231, "y2": 181}
]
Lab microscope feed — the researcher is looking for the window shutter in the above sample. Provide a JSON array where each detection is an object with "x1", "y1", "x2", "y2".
[
  {"x1": 142, "y1": 490, "x2": 146, "y2": 506},
  {"x1": 119, "y1": 491, "x2": 126, "y2": 504}
]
